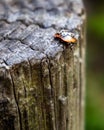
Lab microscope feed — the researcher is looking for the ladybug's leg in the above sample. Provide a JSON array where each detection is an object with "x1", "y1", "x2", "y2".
[{"x1": 69, "y1": 43, "x2": 74, "y2": 50}]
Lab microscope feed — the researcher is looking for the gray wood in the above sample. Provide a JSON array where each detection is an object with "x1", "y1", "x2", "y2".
[{"x1": 0, "y1": 0, "x2": 86, "y2": 130}]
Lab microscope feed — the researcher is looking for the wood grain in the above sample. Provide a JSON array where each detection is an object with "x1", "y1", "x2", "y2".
[{"x1": 0, "y1": 0, "x2": 86, "y2": 130}]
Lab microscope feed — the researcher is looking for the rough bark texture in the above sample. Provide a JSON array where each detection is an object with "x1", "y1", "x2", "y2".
[{"x1": 0, "y1": 0, "x2": 86, "y2": 130}]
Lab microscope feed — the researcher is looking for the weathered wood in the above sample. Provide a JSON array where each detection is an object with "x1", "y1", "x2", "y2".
[{"x1": 0, "y1": 0, "x2": 86, "y2": 130}]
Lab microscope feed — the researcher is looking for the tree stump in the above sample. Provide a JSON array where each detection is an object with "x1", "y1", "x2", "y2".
[{"x1": 0, "y1": 0, "x2": 86, "y2": 130}]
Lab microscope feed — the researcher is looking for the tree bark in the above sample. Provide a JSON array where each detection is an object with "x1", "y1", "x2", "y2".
[{"x1": 0, "y1": 0, "x2": 86, "y2": 130}]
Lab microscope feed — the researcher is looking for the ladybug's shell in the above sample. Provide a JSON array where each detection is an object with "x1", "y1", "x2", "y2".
[{"x1": 54, "y1": 33, "x2": 77, "y2": 43}]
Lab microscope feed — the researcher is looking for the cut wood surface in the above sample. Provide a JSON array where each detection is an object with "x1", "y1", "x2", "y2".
[{"x1": 0, "y1": 0, "x2": 86, "y2": 130}]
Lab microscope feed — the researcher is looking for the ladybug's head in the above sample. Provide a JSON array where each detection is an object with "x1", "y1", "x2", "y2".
[{"x1": 54, "y1": 33, "x2": 61, "y2": 38}]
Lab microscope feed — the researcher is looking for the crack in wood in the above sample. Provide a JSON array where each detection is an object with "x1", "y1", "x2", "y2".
[
  {"x1": 9, "y1": 71, "x2": 23, "y2": 130},
  {"x1": 47, "y1": 58, "x2": 57, "y2": 130}
]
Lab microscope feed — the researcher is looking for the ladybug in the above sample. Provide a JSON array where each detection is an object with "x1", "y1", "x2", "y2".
[{"x1": 54, "y1": 29, "x2": 78, "y2": 44}]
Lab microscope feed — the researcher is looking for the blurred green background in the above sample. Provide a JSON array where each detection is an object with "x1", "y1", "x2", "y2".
[{"x1": 84, "y1": 0, "x2": 104, "y2": 130}]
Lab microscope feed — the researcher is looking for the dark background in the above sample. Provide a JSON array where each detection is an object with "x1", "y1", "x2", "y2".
[{"x1": 83, "y1": 0, "x2": 104, "y2": 130}]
